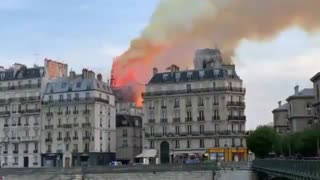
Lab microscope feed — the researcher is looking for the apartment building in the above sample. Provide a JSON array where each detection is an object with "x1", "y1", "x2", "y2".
[
  {"x1": 41, "y1": 69, "x2": 116, "y2": 167},
  {"x1": 142, "y1": 49, "x2": 247, "y2": 164},
  {"x1": 272, "y1": 101, "x2": 289, "y2": 134},
  {"x1": 116, "y1": 114, "x2": 142, "y2": 164},
  {"x1": 0, "y1": 64, "x2": 46, "y2": 168},
  {"x1": 311, "y1": 72, "x2": 320, "y2": 128}
]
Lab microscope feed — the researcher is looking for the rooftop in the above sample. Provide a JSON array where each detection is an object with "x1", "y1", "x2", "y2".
[
  {"x1": 148, "y1": 67, "x2": 239, "y2": 84},
  {"x1": 0, "y1": 65, "x2": 44, "y2": 81},
  {"x1": 272, "y1": 103, "x2": 289, "y2": 112},
  {"x1": 287, "y1": 88, "x2": 314, "y2": 101}
]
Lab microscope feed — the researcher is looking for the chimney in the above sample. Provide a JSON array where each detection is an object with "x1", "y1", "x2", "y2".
[
  {"x1": 97, "y1": 73, "x2": 102, "y2": 81},
  {"x1": 294, "y1": 85, "x2": 299, "y2": 95},
  {"x1": 170, "y1": 64, "x2": 179, "y2": 73},
  {"x1": 69, "y1": 71, "x2": 76, "y2": 79},
  {"x1": 153, "y1": 67, "x2": 158, "y2": 75},
  {"x1": 88, "y1": 70, "x2": 95, "y2": 79},
  {"x1": 82, "y1": 69, "x2": 88, "y2": 79},
  {"x1": 278, "y1": 101, "x2": 282, "y2": 108}
]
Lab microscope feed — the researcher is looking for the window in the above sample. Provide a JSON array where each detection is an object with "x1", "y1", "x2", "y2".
[
  {"x1": 100, "y1": 118, "x2": 102, "y2": 127},
  {"x1": 175, "y1": 126, "x2": 180, "y2": 134},
  {"x1": 25, "y1": 129, "x2": 29, "y2": 137},
  {"x1": 150, "y1": 140, "x2": 154, "y2": 148},
  {"x1": 74, "y1": 131, "x2": 78, "y2": 137},
  {"x1": 174, "y1": 99, "x2": 180, "y2": 108},
  {"x1": 76, "y1": 82, "x2": 81, "y2": 88},
  {"x1": 58, "y1": 119, "x2": 61, "y2": 125},
  {"x1": 213, "y1": 82, "x2": 216, "y2": 89},
  {"x1": 150, "y1": 126, "x2": 154, "y2": 136},
  {"x1": 75, "y1": 93, "x2": 79, "y2": 100},
  {"x1": 66, "y1": 144, "x2": 69, "y2": 151},
  {"x1": 187, "y1": 140, "x2": 190, "y2": 148},
  {"x1": 47, "y1": 132, "x2": 51, "y2": 138},
  {"x1": 73, "y1": 144, "x2": 78, "y2": 152},
  {"x1": 85, "y1": 143, "x2": 89, "y2": 152},
  {"x1": 187, "y1": 125, "x2": 192, "y2": 135},
  {"x1": 85, "y1": 92, "x2": 90, "y2": 99},
  {"x1": 317, "y1": 84, "x2": 319, "y2": 101},
  {"x1": 186, "y1": 98, "x2": 192, "y2": 107},
  {"x1": 213, "y1": 96, "x2": 218, "y2": 105},
  {"x1": 123, "y1": 140, "x2": 128, "y2": 147},
  {"x1": 100, "y1": 144, "x2": 103, "y2": 151},
  {"x1": 14, "y1": 144, "x2": 18, "y2": 151},
  {"x1": 200, "y1": 125, "x2": 204, "y2": 134},
  {"x1": 175, "y1": 140, "x2": 180, "y2": 148},
  {"x1": 198, "y1": 97, "x2": 204, "y2": 106},
  {"x1": 123, "y1": 129, "x2": 127, "y2": 137},
  {"x1": 213, "y1": 109, "x2": 219, "y2": 120},
  {"x1": 58, "y1": 132, "x2": 62, "y2": 138},
  {"x1": 161, "y1": 99, "x2": 166, "y2": 108},
  {"x1": 25, "y1": 143, "x2": 29, "y2": 151},
  {"x1": 59, "y1": 95, "x2": 63, "y2": 102},
  {"x1": 229, "y1": 82, "x2": 232, "y2": 89},
  {"x1": 200, "y1": 139, "x2": 204, "y2": 148},
  {"x1": 14, "y1": 157, "x2": 18, "y2": 164},
  {"x1": 162, "y1": 126, "x2": 167, "y2": 136},
  {"x1": 62, "y1": 82, "x2": 67, "y2": 88},
  {"x1": 186, "y1": 111, "x2": 192, "y2": 121},
  {"x1": 49, "y1": 95, "x2": 53, "y2": 102},
  {"x1": 35, "y1": 143, "x2": 38, "y2": 150},
  {"x1": 186, "y1": 84, "x2": 191, "y2": 93},
  {"x1": 198, "y1": 110, "x2": 204, "y2": 121},
  {"x1": 47, "y1": 145, "x2": 52, "y2": 152},
  {"x1": 4, "y1": 157, "x2": 7, "y2": 165},
  {"x1": 107, "y1": 119, "x2": 110, "y2": 128},
  {"x1": 67, "y1": 94, "x2": 71, "y2": 101}
]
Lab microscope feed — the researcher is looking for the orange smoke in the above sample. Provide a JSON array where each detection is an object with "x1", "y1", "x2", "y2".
[{"x1": 113, "y1": 0, "x2": 320, "y2": 106}]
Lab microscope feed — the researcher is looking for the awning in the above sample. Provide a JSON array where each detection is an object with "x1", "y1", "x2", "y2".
[{"x1": 135, "y1": 149, "x2": 157, "y2": 158}]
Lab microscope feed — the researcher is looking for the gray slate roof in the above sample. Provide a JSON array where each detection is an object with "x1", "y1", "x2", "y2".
[
  {"x1": 44, "y1": 77, "x2": 112, "y2": 94},
  {"x1": 0, "y1": 67, "x2": 44, "y2": 81},
  {"x1": 273, "y1": 103, "x2": 289, "y2": 112},
  {"x1": 148, "y1": 67, "x2": 239, "y2": 84}
]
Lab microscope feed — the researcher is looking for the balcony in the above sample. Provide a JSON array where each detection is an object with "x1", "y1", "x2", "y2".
[
  {"x1": 198, "y1": 103, "x2": 204, "y2": 107},
  {"x1": 73, "y1": 123, "x2": 79, "y2": 127},
  {"x1": 185, "y1": 118, "x2": 193, "y2": 122},
  {"x1": 161, "y1": 105, "x2": 167, "y2": 109},
  {"x1": 46, "y1": 150, "x2": 52, "y2": 153},
  {"x1": 34, "y1": 122, "x2": 39, "y2": 126},
  {"x1": 73, "y1": 136, "x2": 79, "y2": 140},
  {"x1": 227, "y1": 101, "x2": 245, "y2": 107},
  {"x1": 57, "y1": 137, "x2": 62, "y2": 141},
  {"x1": 82, "y1": 123, "x2": 91, "y2": 128},
  {"x1": 0, "y1": 84, "x2": 40, "y2": 92},
  {"x1": 213, "y1": 102, "x2": 219, "y2": 106},
  {"x1": 65, "y1": 111, "x2": 71, "y2": 115},
  {"x1": 142, "y1": 87, "x2": 246, "y2": 97},
  {"x1": 64, "y1": 137, "x2": 71, "y2": 142},
  {"x1": 73, "y1": 111, "x2": 79, "y2": 115},
  {"x1": 228, "y1": 116, "x2": 246, "y2": 121},
  {"x1": 0, "y1": 137, "x2": 9, "y2": 142},
  {"x1": 24, "y1": 123, "x2": 29, "y2": 126},
  {"x1": 160, "y1": 118, "x2": 168, "y2": 123},
  {"x1": 212, "y1": 116, "x2": 220, "y2": 121},
  {"x1": 57, "y1": 112, "x2": 63, "y2": 115},
  {"x1": 0, "y1": 111, "x2": 10, "y2": 116},
  {"x1": 45, "y1": 125, "x2": 54, "y2": 129},
  {"x1": 22, "y1": 109, "x2": 41, "y2": 115},
  {"x1": 33, "y1": 150, "x2": 38, "y2": 153},
  {"x1": 63, "y1": 124, "x2": 72, "y2": 128},
  {"x1": 148, "y1": 119, "x2": 155, "y2": 124},
  {"x1": 73, "y1": 149, "x2": 78, "y2": 153},
  {"x1": 83, "y1": 110, "x2": 90, "y2": 115},
  {"x1": 21, "y1": 136, "x2": 38, "y2": 142},
  {"x1": 83, "y1": 136, "x2": 91, "y2": 141},
  {"x1": 3, "y1": 151, "x2": 7, "y2": 154},
  {"x1": 148, "y1": 106, "x2": 155, "y2": 109},
  {"x1": 46, "y1": 112, "x2": 53, "y2": 117},
  {"x1": 24, "y1": 150, "x2": 28, "y2": 153},
  {"x1": 174, "y1": 104, "x2": 180, "y2": 109},
  {"x1": 13, "y1": 150, "x2": 19, "y2": 154},
  {"x1": 45, "y1": 138, "x2": 53, "y2": 142},
  {"x1": 197, "y1": 117, "x2": 205, "y2": 122},
  {"x1": 173, "y1": 118, "x2": 180, "y2": 123},
  {"x1": 186, "y1": 104, "x2": 192, "y2": 108},
  {"x1": 4, "y1": 124, "x2": 8, "y2": 127}
]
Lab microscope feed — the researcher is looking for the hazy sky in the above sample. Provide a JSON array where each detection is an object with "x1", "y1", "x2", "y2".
[{"x1": 1, "y1": 0, "x2": 320, "y2": 129}]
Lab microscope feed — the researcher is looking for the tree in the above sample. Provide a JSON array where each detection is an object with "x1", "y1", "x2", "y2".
[{"x1": 247, "y1": 126, "x2": 279, "y2": 158}]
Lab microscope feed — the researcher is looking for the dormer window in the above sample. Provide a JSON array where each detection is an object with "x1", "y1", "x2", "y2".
[
  {"x1": 61, "y1": 82, "x2": 66, "y2": 88},
  {"x1": 187, "y1": 72, "x2": 193, "y2": 80},
  {"x1": 163, "y1": 74, "x2": 168, "y2": 81},
  {"x1": 199, "y1": 71, "x2": 204, "y2": 80},
  {"x1": 76, "y1": 82, "x2": 81, "y2": 88},
  {"x1": 214, "y1": 70, "x2": 220, "y2": 77},
  {"x1": 175, "y1": 73, "x2": 180, "y2": 82}
]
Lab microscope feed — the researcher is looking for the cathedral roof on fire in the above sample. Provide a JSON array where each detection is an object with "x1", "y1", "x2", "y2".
[
  {"x1": 44, "y1": 76, "x2": 112, "y2": 94},
  {"x1": 148, "y1": 67, "x2": 240, "y2": 84}
]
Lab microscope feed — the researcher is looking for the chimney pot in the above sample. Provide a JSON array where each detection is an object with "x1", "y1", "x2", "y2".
[
  {"x1": 153, "y1": 67, "x2": 158, "y2": 75},
  {"x1": 278, "y1": 101, "x2": 282, "y2": 108},
  {"x1": 294, "y1": 85, "x2": 299, "y2": 95},
  {"x1": 69, "y1": 71, "x2": 76, "y2": 79},
  {"x1": 97, "y1": 74, "x2": 102, "y2": 81}
]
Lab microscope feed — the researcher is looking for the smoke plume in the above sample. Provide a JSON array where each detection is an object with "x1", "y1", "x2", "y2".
[{"x1": 112, "y1": 0, "x2": 320, "y2": 106}]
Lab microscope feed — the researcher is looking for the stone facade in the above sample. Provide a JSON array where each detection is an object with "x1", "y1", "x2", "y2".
[
  {"x1": 41, "y1": 69, "x2": 116, "y2": 167},
  {"x1": 0, "y1": 64, "x2": 46, "y2": 168},
  {"x1": 142, "y1": 49, "x2": 246, "y2": 163},
  {"x1": 272, "y1": 102, "x2": 289, "y2": 134},
  {"x1": 116, "y1": 114, "x2": 142, "y2": 164},
  {"x1": 311, "y1": 72, "x2": 320, "y2": 127}
]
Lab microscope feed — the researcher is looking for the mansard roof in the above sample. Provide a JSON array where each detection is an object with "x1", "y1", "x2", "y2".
[{"x1": 0, "y1": 67, "x2": 44, "y2": 81}]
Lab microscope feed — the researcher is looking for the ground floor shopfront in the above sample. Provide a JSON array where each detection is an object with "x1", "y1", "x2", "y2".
[
  {"x1": 206, "y1": 147, "x2": 248, "y2": 162},
  {"x1": 41, "y1": 152, "x2": 115, "y2": 167}
]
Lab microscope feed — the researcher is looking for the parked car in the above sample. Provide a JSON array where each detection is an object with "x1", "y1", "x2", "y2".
[{"x1": 109, "y1": 161, "x2": 122, "y2": 166}]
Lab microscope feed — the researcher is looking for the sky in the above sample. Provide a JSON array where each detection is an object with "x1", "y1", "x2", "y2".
[{"x1": 1, "y1": 0, "x2": 320, "y2": 129}]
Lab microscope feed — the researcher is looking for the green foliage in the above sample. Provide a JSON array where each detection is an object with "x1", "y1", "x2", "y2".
[
  {"x1": 248, "y1": 126, "x2": 320, "y2": 158},
  {"x1": 247, "y1": 126, "x2": 279, "y2": 158}
]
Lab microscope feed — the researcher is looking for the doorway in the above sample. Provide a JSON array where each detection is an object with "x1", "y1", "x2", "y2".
[
  {"x1": 160, "y1": 141, "x2": 170, "y2": 164},
  {"x1": 23, "y1": 157, "x2": 29, "y2": 167},
  {"x1": 65, "y1": 157, "x2": 70, "y2": 168}
]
